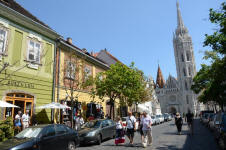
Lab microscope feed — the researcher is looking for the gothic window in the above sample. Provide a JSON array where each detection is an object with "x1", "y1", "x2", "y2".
[
  {"x1": 185, "y1": 81, "x2": 188, "y2": 90},
  {"x1": 181, "y1": 53, "x2": 184, "y2": 62},
  {"x1": 186, "y1": 95, "x2": 189, "y2": 104},
  {"x1": 186, "y1": 51, "x2": 190, "y2": 61},
  {"x1": 188, "y1": 66, "x2": 192, "y2": 76},
  {"x1": 183, "y1": 68, "x2": 186, "y2": 76}
]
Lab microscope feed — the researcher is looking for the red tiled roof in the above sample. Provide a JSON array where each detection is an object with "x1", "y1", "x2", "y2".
[{"x1": 0, "y1": 0, "x2": 50, "y2": 29}]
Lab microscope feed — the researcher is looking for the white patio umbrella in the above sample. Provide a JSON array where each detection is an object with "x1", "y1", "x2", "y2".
[
  {"x1": 36, "y1": 102, "x2": 70, "y2": 109},
  {"x1": 0, "y1": 100, "x2": 19, "y2": 108}
]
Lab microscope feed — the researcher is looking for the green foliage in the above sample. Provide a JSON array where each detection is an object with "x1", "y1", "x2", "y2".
[
  {"x1": 191, "y1": 2, "x2": 226, "y2": 110},
  {"x1": 0, "y1": 117, "x2": 14, "y2": 142},
  {"x1": 94, "y1": 62, "x2": 150, "y2": 118}
]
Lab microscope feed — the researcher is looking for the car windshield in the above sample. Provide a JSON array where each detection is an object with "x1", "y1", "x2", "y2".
[
  {"x1": 122, "y1": 117, "x2": 127, "y2": 121},
  {"x1": 83, "y1": 120, "x2": 101, "y2": 128},
  {"x1": 151, "y1": 116, "x2": 155, "y2": 119},
  {"x1": 15, "y1": 128, "x2": 42, "y2": 138}
]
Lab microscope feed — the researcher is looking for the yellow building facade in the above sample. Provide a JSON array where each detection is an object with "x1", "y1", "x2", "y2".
[{"x1": 55, "y1": 38, "x2": 110, "y2": 124}]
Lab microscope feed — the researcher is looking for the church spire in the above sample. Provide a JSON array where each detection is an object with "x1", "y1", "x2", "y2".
[
  {"x1": 156, "y1": 64, "x2": 165, "y2": 88},
  {"x1": 176, "y1": 1, "x2": 184, "y2": 28},
  {"x1": 175, "y1": 1, "x2": 188, "y2": 36}
]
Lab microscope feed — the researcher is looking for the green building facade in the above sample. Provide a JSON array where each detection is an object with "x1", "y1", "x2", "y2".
[{"x1": 0, "y1": 1, "x2": 59, "y2": 123}]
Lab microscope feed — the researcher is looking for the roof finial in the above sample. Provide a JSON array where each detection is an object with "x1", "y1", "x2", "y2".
[{"x1": 176, "y1": 1, "x2": 184, "y2": 28}]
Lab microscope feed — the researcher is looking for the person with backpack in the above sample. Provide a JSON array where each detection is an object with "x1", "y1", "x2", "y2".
[
  {"x1": 175, "y1": 112, "x2": 183, "y2": 135},
  {"x1": 126, "y1": 111, "x2": 136, "y2": 146}
]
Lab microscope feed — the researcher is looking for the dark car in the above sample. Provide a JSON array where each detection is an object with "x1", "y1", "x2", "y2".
[
  {"x1": 78, "y1": 119, "x2": 116, "y2": 145},
  {"x1": 0, "y1": 124, "x2": 79, "y2": 150}
]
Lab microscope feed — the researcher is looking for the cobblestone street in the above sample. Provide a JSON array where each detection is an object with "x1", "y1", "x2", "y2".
[{"x1": 77, "y1": 119, "x2": 220, "y2": 150}]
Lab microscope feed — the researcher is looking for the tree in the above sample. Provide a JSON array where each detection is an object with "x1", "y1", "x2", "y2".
[
  {"x1": 94, "y1": 62, "x2": 150, "y2": 119},
  {"x1": 191, "y1": 2, "x2": 226, "y2": 111}
]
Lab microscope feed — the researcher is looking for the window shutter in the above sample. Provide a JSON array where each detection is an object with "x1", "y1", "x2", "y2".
[{"x1": 12, "y1": 31, "x2": 23, "y2": 66}]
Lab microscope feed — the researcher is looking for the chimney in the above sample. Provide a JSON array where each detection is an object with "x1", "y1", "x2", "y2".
[
  {"x1": 91, "y1": 51, "x2": 94, "y2": 56},
  {"x1": 67, "y1": 37, "x2": 72, "y2": 44}
]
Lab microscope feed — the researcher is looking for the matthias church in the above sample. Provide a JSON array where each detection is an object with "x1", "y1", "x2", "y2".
[{"x1": 155, "y1": 2, "x2": 204, "y2": 115}]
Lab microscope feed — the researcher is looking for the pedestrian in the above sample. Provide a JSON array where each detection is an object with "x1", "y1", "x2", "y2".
[
  {"x1": 185, "y1": 109, "x2": 194, "y2": 135},
  {"x1": 126, "y1": 111, "x2": 136, "y2": 146},
  {"x1": 22, "y1": 110, "x2": 30, "y2": 130},
  {"x1": 14, "y1": 111, "x2": 22, "y2": 133},
  {"x1": 75, "y1": 116, "x2": 80, "y2": 131},
  {"x1": 138, "y1": 113, "x2": 144, "y2": 143},
  {"x1": 115, "y1": 116, "x2": 125, "y2": 145},
  {"x1": 79, "y1": 115, "x2": 84, "y2": 126},
  {"x1": 141, "y1": 111, "x2": 152, "y2": 148},
  {"x1": 175, "y1": 112, "x2": 183, "y2": 135}
]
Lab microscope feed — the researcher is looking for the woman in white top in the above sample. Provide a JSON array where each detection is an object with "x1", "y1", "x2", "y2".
[{"x1": 115, "y1": 116, "x2": 125, "y2": 145}]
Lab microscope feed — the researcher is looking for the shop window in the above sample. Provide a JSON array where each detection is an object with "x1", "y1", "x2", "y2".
[
  {"x1": 27, "y1": 40, "x2": 41, "y2": 64},
  {"x1": 5, "y1": 93, "x2": 34, "y2": 119},
  {"x1": 0, "y1": 28, "x2": 7, "y2": 54},
  {"x1": 66, "y1": 61, "x2": 76, "y2": 79}
]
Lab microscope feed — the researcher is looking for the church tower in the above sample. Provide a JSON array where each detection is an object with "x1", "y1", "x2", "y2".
[{"x1": 173, "y1": 2, "x2": 197, "y2": 114}]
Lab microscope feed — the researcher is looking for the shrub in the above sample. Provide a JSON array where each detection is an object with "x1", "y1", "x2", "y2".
[{"x1": 0, "y1": 117, "x2": 14, "y2": 142}]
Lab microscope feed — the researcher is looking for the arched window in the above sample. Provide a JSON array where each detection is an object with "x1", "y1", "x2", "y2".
[
  {"x1": 186, "y1": 51, "x2": 190, "y2": 61},
  {"x1": 183, "y1": 68, "x2": 186, "y2": 76},
  {"x1": 188, "y1": 66, "x2": 192, "y2": 76},
  {"x1": 181, "y1": 53, "x2": 184, "y2": 62},
  {"x1": 185, "y1": 81, "x2": 188, "y2": 90},
  {"x1": 186, "y1": 95, "x2": 189, "y2": 104}
]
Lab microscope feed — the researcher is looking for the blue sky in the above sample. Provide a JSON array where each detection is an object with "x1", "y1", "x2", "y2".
[{"x1": 17, "y1": 0, "x2": 224, "y2": 81}]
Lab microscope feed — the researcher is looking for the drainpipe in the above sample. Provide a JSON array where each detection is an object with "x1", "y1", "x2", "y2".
[
  {"x1": 51, "y1": 42, "x2": 57, "y2": 123},
  {"x1": 56, "y1": 47, "x2": 61, "y2": 123}
]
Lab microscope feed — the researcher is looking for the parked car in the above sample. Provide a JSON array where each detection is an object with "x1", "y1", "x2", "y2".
[
  {"x1": 154, "y1": 115, "x2": 161, "y2": 125},
  {"x1": 214, "y1": 113, "x2": 226, "y2": 150},
  {"x1": 156, "y1": 114, "x2": 164, "y2": 123},
  {"x1": 78, "y1": 119, "x2": 116, "y2": 145},
  {"x1": 164, "y1": 113, "x2": 172, "y2": 122},
  {"x1": 202, "y1": 113, "x2": 213, "y2": 125},
  {"x1": 208, "y1": 114, "x2": 218, "y2": 130},
  {"x1": 0, "y1": 124, "x2": 79, "y2": 150},
  {"x1": 151, "y1": 116, "x2": 157, "y2": 125},
  {"x1": 121, "y1": 117, "x2": 139, "y2": 130}
]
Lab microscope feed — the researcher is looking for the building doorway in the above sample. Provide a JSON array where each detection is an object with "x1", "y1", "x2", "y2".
[
  {"x1": 170, "y1": 107, "x2": 177, "y2": 115},
  {"x1": 4, "y1": 93, "x2": 34, "y2": 119}
]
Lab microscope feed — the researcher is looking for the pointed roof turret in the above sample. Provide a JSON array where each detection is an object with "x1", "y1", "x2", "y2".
[{"x1": 156, "y1": 65, "x2": 165, "y2": 88}]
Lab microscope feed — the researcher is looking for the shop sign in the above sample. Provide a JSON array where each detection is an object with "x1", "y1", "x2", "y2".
[{"x1": 7, "y1": 80, "x2": 34, "y2": 89}]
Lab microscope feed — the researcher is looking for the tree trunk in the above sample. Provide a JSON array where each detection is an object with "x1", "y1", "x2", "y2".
[{"x1": 71, "y1": 98, "x2": 74, "y2": 129}]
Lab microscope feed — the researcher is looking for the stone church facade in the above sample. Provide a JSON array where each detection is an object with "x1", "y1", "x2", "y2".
[{"x1": 155, "y1": 2, "x2": 204, "y2": 115}]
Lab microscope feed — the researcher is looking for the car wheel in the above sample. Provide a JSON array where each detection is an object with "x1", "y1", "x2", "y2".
[
  {"x1": 97, "y1": 134, "x2": 102, "y2": 145},
  {"x1": 68, "y1": 141, "x2": 76, "y2": 150}
]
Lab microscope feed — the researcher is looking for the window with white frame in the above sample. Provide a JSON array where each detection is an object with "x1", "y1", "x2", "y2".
[
  {"x1": 66, "y1": 61, "x2": 76, "y2": 79},
  {"x1": 0, "y1": 28, "x2": 7, "y2": 54},
  {"x1": 84, "y1": 67, "x2": 91, "y2": 80},
  {"x1": 27, "y1": 39, "x2": 41, "y2": 63}
]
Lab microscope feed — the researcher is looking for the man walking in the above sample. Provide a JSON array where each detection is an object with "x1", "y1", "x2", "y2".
[
  {"x1": 22, "y1": 110, "x2": 30, "y2": 130},
  {"x1": 186, "y1": 109, "x2": 194, "y2": 135},
  {"x1": 141, "y1": 111, "x2": 152, "y2": 148},
  {"x1": 126, "y1": 111, "x2": 136, "y2": 146}
]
